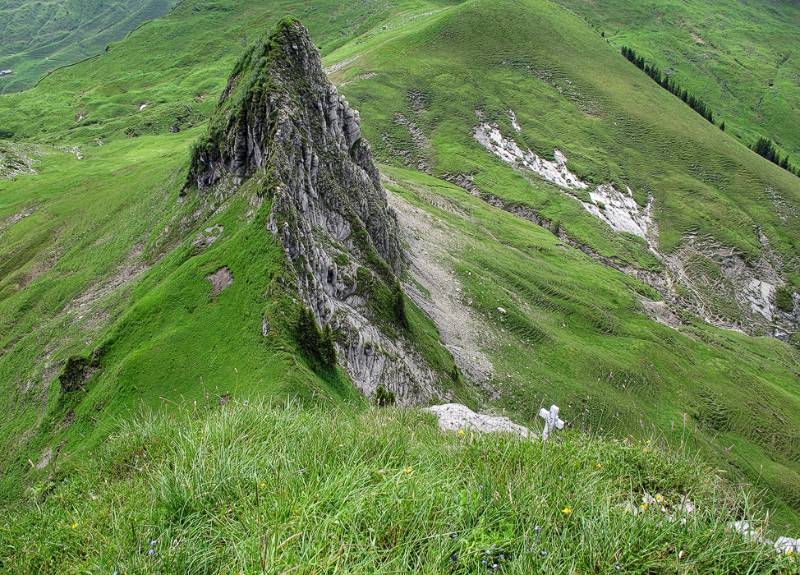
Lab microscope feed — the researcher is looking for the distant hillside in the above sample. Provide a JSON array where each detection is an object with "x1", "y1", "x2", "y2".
[
  {"x1": 554, "y1": 0, "x2": 800, "y2": 168},
  {"x1": 0, "y1": 0, "x2": 177, "y2": 93}
]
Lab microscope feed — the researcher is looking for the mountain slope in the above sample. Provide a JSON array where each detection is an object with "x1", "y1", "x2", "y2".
[
  {"x1": 327, "y1": 0, "x2": 800, "y2": 337},
  {"x1": 1, "y1": 0, "x2": 799, "y2": 541},
  {"x1": 554, "y1": 0, "x2": 800, "y2": 168},
  {"x1": 0, "y1": 0, "x2": 178, "y2": 94}
]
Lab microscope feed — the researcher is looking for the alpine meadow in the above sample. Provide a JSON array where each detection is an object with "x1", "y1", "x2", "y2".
[{"x1": 0, "y1": 1, "x2": 799, "y2": 573}]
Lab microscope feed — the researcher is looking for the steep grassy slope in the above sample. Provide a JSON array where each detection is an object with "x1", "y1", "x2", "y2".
[
  {"x1": 1, "y1": 0, "x2": 799, "y2": 547},
  {"x1": 329, "y1": 0, "x2": 800, "y2": 264},
  {"x1": 2, "y1": 402, "x2": 795, "y2": 574},
  {"x1": 554, "y1": 0, "x2": 800, "y2": 167},
  {"x1": 0, "y1": 0, "x2": 178, "y2": 94},
  {"x1": 385, "y1": 165, "x2": 800, "y2": 533}
]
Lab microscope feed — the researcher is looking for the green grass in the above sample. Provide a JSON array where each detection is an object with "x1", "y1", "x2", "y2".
[
  {"x1": 2, "y1": 401, "x2": 797, "y2": 574},
  {"x1": 1, "y1": 0, "x2": 799, "y2": 560},
  {"x1": 0, "y1": 0, "x2": 178, "y2": 94},
  {"x1": 553, "y1": 0, "x2": 800, "y2": 167},
  {"x1": 384, "y1": 165, "x2": 800, "y2": 531},
  {"x1": 331, "y1": 0, "x2": 799, "y2": 265}
]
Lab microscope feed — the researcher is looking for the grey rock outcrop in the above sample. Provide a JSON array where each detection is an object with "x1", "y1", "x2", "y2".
[
  {"x1": 186, "y1": 19, "x2": 442, "y2": 404},
  {"x1": 426, "y1": 403, "x2": 531, "y2": 437}
]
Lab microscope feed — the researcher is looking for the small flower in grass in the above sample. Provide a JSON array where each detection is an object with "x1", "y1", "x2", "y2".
[
  {"x1": 639, "y1": 503, "x2": 649, "y2": 513},
  {"x1": 539, "y1": 550, "x2": 548, "y2": 558},
  {"x1": 614, "y1": 563, "x2": 622, "y2": 571},
  {"x1": 403, "y1": 467, "x2": 413, "y2": 475},
  {"x1": 595, "y1": 463, "x2": 603, "y2": 470},
  {"x1": 149, "y1": 540, "x2": 157, "y2": 547},
  {"x1": 655, "y1": 494, "x2": 664, "y2": 504},
  {"x1": 70, "y1": 522, "x2": 78, "y2": 529},
  {"x1": 147, "y1": 548, "x2": 156, "y2": 557},
  {"x1": 259, "y1": 482, "x2": 267, "y2": 490},
  {"x1": 450, "y1": 552, "x2": 458, "y2": 562},
  {"x1": 458, "y1": 429, "x2": 466, "y2": 437},
  {"x1": 561, "y1": 506, "x2": 572, "y2": 516}
]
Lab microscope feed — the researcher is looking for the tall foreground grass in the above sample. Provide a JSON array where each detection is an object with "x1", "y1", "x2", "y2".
[{"x1": 1, "y1": 402, "x2": 795, "y2": 574}]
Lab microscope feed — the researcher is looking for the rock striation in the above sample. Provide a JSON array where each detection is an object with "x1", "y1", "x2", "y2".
[{"x1": 186, "y1": 19, "x2": 442, "y2": 404}]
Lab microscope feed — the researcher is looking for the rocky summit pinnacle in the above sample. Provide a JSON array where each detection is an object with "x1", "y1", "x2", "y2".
[{"x1": 186, "y1": 19, "x2": 443, "y2": 404}]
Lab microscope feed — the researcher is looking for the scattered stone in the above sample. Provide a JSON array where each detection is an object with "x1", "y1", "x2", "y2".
[
  {"x1": 393, "y1": 112, "x2": 430, "y2": 172},
  {"x1": 774, "y1": 536, "x2": 800, "y2": 555},
  {"x1": 389, "y1": 190, "x2": 496, "y2": 388},
  {"x1": 206, "y1": 267, "x2": 233, "y2": 297},
  {"x1": 508, "y1": 109, "x2": 522, "y2": 132},
  {"x1": 640, "y1": 299, "x2": 681, "y2": 328},
  {"x1": 192, "y1": 224, "x2": 223, "y2": 251},
  {"x1": 426, "y1": 403, "x2": 531, "y2": 437},
  {"x1": 323, "y1": 55, "x2": 358, "y2": 75},
  {"x1": 497, "y1": 307, "x2": 507, "y2": 315},
  {"x1": 261, "y1": 317, "x2": 270, "y2": 337},
  {"x1": 475, "y1": 122, "x2": 654, "y2": 241},
  {"x1": 474, "y1": 122, "x2": 587, "y2": 190},
  {"x1": 0, "y1": 142, "x2": 39, "y2": 179},
  {"x1": 35, "y1": 447, "x2": 53, "y2": 470}
]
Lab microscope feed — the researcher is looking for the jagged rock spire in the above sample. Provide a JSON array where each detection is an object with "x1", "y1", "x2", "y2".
[{"x1": 186, "y1": 19, "x2": 443, "y2": 404}]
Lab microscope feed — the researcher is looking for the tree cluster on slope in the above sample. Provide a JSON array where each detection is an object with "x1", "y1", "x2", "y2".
[
  {"x1": 751, "y1": 136, "x2": 798, "y2": 176},
  {"x1": 621, "y1": 46, "x2": 714, "y2": 123}
]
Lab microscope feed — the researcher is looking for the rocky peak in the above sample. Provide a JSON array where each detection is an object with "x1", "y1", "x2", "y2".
[{"x1": 185, "y1": 19, "x2": 443, "y2": 404}]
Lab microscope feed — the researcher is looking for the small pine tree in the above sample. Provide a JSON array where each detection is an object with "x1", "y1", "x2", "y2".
[
  {"x1": 374, "y1": 384, "x2": 396, "y2": 407},
  {"x1": 296, "y1": 307, "x2": 337, "y2": 368}
]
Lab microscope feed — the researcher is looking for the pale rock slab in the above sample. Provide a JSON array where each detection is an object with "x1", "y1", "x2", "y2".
[{"x1": 426, "y1": 403, "x2": 531, "y2": 437}]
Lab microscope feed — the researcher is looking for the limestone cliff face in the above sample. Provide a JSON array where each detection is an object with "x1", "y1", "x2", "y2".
[{"x1": 186, "y1": 19, "x2": 441, "y2": 404}]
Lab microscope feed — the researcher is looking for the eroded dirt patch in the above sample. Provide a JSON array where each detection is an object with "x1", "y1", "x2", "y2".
[
  {"x1": 207, "y1": 266, "x2": 233, "y2": 297},
  {"x1": 387, "y1": 186, "x2": 495, "y2": 387}
]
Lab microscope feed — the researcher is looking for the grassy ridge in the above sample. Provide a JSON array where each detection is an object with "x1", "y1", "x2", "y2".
[
  {"x1": 0, "y1": 0, "x2": 457, "y2": 142},
  {"x1": 0, "y1": 130, "x2": 363, "y2": 505},
  {"x1": 0, "y1": 0, "x2": 178, "y2": 94},
  {"x1": 1, "y1": 402, "x2": 795, "y2": 573}
]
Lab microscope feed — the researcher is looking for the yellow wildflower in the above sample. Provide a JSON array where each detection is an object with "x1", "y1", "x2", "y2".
[
  {"x1": 458, "y1": 429, "x2": 466, "y2": 437},
  {"x1": 403, "y1": 467, "x2": 413, "y2": 475},
  {"x1": 639, "y1": 503, "x2": 649, "y2": 512},
  {"x1": 70, "y1": 522, "x2": 78, "y2": 529},
  {"x1": 595, "y1": 463, "x2": 603, "y2": 470},
  {"x1": 561, "y1": 506, "x2": 572, "y2": 516},
  {"x1": 259, "y1": 482, "x2": 267, "y2": 490},
  {"x1": 655, "y1": 494, "x2": 664, "y2": 504}
]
